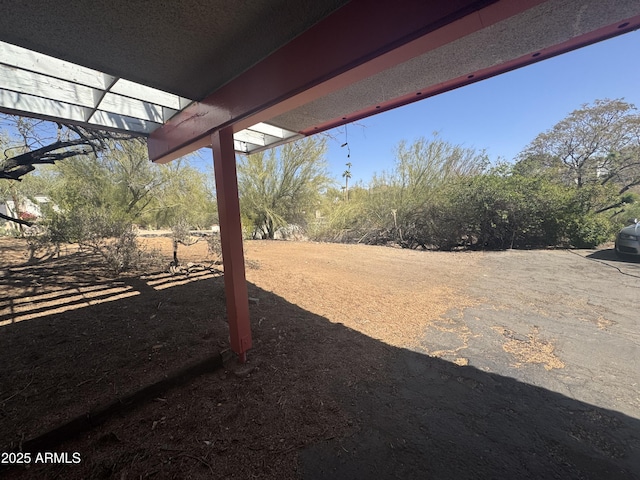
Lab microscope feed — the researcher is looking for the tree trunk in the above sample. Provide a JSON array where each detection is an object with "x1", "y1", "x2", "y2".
[
  {"x1": 11, "y1": 192, "x2": 25, "y2": 232},
  {"x1": 172, "y1": 239, "x2": 179, "y2": 265},
  {"x1": 266, "y1": 219, "x2": 275, "y2": 239}
]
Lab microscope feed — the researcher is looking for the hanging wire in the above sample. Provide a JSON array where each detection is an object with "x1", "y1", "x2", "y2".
[{"x1": 340, "y1": 124, "x2": 351, "y2": 158}]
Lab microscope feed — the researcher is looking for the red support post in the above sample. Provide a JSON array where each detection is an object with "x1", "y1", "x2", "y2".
[{"x1": 211, "y1": 127, "x2": 252, "y2": 363}]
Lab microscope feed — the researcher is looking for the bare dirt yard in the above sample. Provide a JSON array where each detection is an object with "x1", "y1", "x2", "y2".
[{"x1": 0, "y1": 236, "x2": 639, "y2": 479}]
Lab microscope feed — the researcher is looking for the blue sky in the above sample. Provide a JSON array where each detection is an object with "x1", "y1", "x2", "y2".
[{"x1": 320, "y1": 29, "x2": 640, "y2": 185}]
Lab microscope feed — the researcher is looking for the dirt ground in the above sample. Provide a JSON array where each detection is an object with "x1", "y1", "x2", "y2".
[{"x1": 0, "y1": 236, "x2": 638, "y2": 479}]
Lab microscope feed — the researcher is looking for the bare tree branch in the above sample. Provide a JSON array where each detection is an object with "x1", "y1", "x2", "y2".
[
  {"x1": 0, "y1": 211, "x2": 33, "y2": 227},
  {"x1": 1, "y1": 116, "x2": 142, "y2": 182},
  {"x1": 1, "y1": 141, "x2": 94, "y2": 180}
]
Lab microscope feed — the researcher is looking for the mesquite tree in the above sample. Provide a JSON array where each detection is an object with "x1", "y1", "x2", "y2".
[
  {"x1": 518, "y1": 99, "x2": 640, "y2": 192},
  {"x1": 0, "y1": 114, "x2": 138, "y2": 227}
]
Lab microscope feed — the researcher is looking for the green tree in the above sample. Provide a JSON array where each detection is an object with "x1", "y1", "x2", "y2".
[
  {"x1": 49, "y1": 140, "x2": 154, "y2": 222},
  {"x1": 145, "y1": 159, "x2": 217, "y2": 229},
  {"x1": 238, "y1": 136, "x2": 331, "y2": 239},
  {"x1": 45, "y1": 138, "x2": 214, "y2": 230},
  {"x1": 518, "y1": 99, "x2": 640, "y2": 191}
]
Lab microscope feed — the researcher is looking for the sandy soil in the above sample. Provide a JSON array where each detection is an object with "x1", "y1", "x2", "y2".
[{"x1": 0, "y1": 236, "x2": 638, "y2": 479}]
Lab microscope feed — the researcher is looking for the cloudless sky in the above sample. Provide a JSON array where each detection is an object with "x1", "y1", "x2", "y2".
[{"x1": 320, "y1": 29, "x2": 640, "y2": 185}]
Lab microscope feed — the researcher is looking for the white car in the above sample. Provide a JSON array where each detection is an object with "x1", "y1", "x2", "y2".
[{"x1": 615, "y1": 220, "x2": 640, "y2": 258}]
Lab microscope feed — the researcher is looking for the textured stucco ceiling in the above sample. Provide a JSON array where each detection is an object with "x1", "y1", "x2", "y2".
[{"x1": 0, "y1": 0, "x2": 349, "y2": 100}]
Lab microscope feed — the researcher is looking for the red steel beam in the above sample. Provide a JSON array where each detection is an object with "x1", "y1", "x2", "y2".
[
  {"x1": 211, "y1": 127, "x2": 252, "y2": 362},
  {"x1": 150, "y1": 0, "x2": 552, "y2": 163}
]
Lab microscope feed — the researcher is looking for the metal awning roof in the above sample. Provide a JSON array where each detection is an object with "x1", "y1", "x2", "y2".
[{"x1": 0, "y1": 0, "x2": 639, "y2": 159}]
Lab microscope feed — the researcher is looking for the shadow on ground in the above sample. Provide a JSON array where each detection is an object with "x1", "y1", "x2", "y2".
[
  {"x1": 1, "y1": 253, "x2": 638, "y2": 479},
  {"x1": 0, "y1": 250, "x2": 230, "y2": 454},
  {"x1": 300, "y1": 342, "x2": 640, "y2": 480},
  {"x1": 587, "y1": 248, "x2": 640, "y2": 264}
]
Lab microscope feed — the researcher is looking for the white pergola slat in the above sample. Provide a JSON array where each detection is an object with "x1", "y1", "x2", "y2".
[
  {"x1": 0, "y1": 89, "x2": 92, "y2": 123},
  {"x1": 109, "y1": 79, "x2": 191, "y2": 110},
  {"x1": 88, "y1": 110, "x2": 161, "y2": 134},
  {"x1": 0, "y1": 64, "x2": 98, "y2": 108},
  {"x1": 0, "y1": 39, "x2": 299, "y2": 155},
  {"x1": 233, "y1": 122, "x2": 302, "y2": 154},
  {"x1": 0, "y1": 41, "x2": 114, "y2": 90}
]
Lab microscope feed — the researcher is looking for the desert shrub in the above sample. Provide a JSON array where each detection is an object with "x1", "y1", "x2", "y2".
[
  {"x1": 40, "y1": 208, "x2": 162, "y2": 274},
  {"x1": 206, "y1": 233, "x2": 222, "y2": 263},
  {"x1": 360, "y1": 171, "x2": 614, "y2": 251},
  {"x1": 170, "y1": 219, "x2": 192, "y2": 246},
  {"x1": 308, "y1": 197, "x2": 371, "y2": 243},
  {"x1": 23, "y1": 224, "x2": 60, "y2": 261},
  {"x1": 169, "y1": 219, "x2": 203, "y2": 266},
  {"x1": 311, "y1": 136, "x2": 488, "y2": 248},
  {"x1": 93, "y1": 225, "x2": 143, "y2": 273},
  {"x1": 314, "y1": 171, "x2": 617, "y2": 251},
  {"x1": 437, "y1": 174, "x2": 568, "y2": 249},
  {"x1": 564, "y1": 214, "x2": 612, "y2": 248}
]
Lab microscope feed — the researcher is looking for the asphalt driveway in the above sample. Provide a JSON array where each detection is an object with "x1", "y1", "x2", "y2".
[{"x1": 302, "y1": 247, "x2": 640, "y2": 479}]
